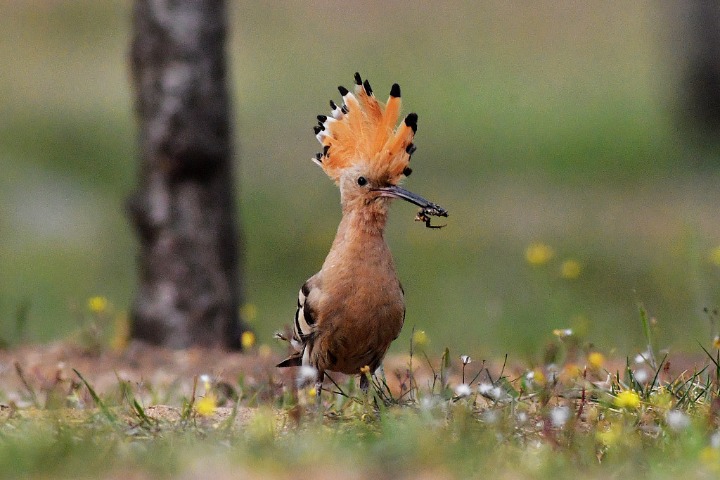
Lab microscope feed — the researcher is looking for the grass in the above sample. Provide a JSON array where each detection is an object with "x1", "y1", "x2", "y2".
[{"x1": 2, "y1": 307, "x2": 720, "y2": 478}]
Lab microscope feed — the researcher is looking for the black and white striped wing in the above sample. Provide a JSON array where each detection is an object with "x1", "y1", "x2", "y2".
[{"x1": 277, "y1": 278, "x2": 318, "y2": 368}]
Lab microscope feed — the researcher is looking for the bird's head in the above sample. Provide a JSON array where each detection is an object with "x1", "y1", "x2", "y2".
[{"x1": 312, "y1": 73, "x2": 447, "y2": 226}]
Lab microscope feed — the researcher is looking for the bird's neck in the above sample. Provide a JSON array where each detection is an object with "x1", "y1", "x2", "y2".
[
  {"x1": 322, "y1": 206, "x2": 393, "y2": 277},
  {"x1": 339, "y1": 202, "x2": 389, "y2": 238}
]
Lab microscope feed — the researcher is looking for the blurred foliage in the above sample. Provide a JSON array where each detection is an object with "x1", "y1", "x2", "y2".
[{"x1": 2, "y1": 1, "x2": 720, "y2": 358}]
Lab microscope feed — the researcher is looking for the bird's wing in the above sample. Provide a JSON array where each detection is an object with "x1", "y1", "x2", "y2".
[{"x1": 276, "y1": 276, "x2": 320, "y2": 368}]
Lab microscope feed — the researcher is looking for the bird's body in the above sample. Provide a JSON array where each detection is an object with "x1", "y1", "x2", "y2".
[
  {"x1": 299, "y1": 208, "x2": 405, "y2": 378},
  {"x1": 277, "y1": 73, "x2": 447, "y2": 397}
]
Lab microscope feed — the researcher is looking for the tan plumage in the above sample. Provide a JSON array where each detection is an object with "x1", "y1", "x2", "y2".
[{"x1": 278, "y1": 73, "x2": 446, "y2": 397}]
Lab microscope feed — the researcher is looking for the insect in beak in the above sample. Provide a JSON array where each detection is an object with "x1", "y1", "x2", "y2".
[{"x1": 373, "y1": 185, "x2": 448, "y2": 228}]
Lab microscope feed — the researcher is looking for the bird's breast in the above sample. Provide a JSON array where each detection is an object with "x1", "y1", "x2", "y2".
[{"x1": 313, "y1": 238, "x2": 405, "y2": 374}]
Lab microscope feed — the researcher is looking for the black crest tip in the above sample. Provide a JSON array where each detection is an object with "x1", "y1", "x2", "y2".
[
  {"x1": 390, "y1": 83, "x2": 401, "y2": 98},
  {"x1": 354, "y1": 72, "x2": 362, "y2": 85},
  {"x1": 403, "y1": 167, "x2": 413, "y2": 177},
  {"x1": 406, "y1": 143, "x2": 416, "y2": 155},
  {"x1": 322, "y1": 145, "x2": 330, "y2": 156},
  {"x1": 362, "y1": 79, "x2": 373, "y2": 95},
  {"x1": 404, "y1": 113, "x2": 418, "y2": 132},
  {"x1": 329, "y1": 100, "x2": 337, "y2": 110},
  {"x1": 317, "y1": 114, "x2": 327, "y2": 123},
  {"x1": 313, "y1": 125, "x2": 322, "y2": 135},
  {"x1": 338, "y1": 85, "x2": 349, "y2": 96}
]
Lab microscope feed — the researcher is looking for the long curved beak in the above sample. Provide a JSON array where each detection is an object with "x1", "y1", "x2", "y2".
[{"x1": 373, "y1": 185, "x2": 448, "y2": 218}]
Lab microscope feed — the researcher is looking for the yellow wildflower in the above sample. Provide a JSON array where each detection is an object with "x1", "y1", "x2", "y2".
[
  {"x1": 525, "y1": 243, "x2": 554, "y2": 266},
  {"x1": 714, "y1": 336, "x2": 720, "y2": 349},
  {"x1": 307, "y1": 386, "x2": 317, "y2": 397},
  {"x1": 710, "y1": 246, "x2": 720, "y2": 266},
  {"x1": 527, "y1": 368, "x2": 546, "y2": 386},
  {"x1": 614, "y1": 390, "x2": 641, "y2": 409},
  {"x1": 87, "y1": 296, "x2": 108, "y2": 314},
  {"x1": 563, "y1": 363, "x2": 583, "y2": 379},
  {"x1": 560, "y1": 259, "x2": 581, "y2": 279},
  {"x1": 360, "y1": 365, "x2": 371, "y2": 375},
  {"x1": 412, "y1": 330, "x2": 429, "y2": 347},
  {"x1": 596, "y1": 422, "x2": 622, "y2": 447},
  {"x1": 195, "y1": 394, "x2": 217, "y2": 416},
  {"x1": 699, "y1": 447, "x2": 720, "y2": 470},
  {"x1": 241, "y1": 331, "x2": 256, "y2": 349},
  {"x1": 588, "y1": 352, "x2": 605, "y2": 370}
]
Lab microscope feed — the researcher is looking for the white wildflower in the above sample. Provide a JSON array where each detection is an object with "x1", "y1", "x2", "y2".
[
  {"x1": 199, "y1": 374, "x2": 212, "y2": 391},
  {"x1": 482, "y1": 409, "x2": 499, "y2": 424},
  {"x1": 420, "y1": 396, "x2": 438, "y2": 411},
  {"x1": 710, "y1": 431, "x2": 720, "y2": 449},
  {"x1": 633, "y1": 369, "x2": 649, "y2": 384},
  {"x1": 454, "y1": 383, "x2": 472, "y2": 398},
  {"x1": 553, "y1": 328, "x2": 573, "y2": 338},
  {"x1": 460, "y1": 355, "x2": 472, "y2": 365},
  {"x1": 478, "y1": 382, "x2": 493, "y2": 395},
  {"x1": 550, "y1": 406, "x2": 570, "y2": 428},
  {"x1": 666, "y1": 410, "x2": 690, "y2": 431}
]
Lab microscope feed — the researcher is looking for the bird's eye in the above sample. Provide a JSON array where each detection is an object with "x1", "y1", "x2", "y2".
[{"x1": 357, "y1": 176, "x2": 368, "y2": 186}]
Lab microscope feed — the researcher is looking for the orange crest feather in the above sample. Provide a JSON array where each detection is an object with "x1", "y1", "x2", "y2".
[{"x1": 312, "y1": 73, "x2": 417, "y2": 185}]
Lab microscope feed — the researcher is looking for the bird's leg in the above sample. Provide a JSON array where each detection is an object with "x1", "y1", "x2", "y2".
[{"x1": 359, "y1": 372, "x2": 370, "y2": 392}]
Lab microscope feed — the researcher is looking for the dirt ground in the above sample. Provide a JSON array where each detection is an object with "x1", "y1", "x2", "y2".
[
  {"x1": 0, "y1": 340, "x2": 434, "y2": 415},
  {"x1": 1, "y1": 340, "x2": 714, "y2": 414},
  {"x1": 0, "y1": 341, "x2": 276, "y2": 401}
]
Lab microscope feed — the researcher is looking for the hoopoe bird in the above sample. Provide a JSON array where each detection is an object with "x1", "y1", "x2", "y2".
[{"x1": 277, "y1": 73, "x2": 447, "y2": 400}]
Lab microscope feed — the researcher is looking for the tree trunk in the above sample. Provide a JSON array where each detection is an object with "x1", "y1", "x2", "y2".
[
  {"x1": 683, "y1": 1, "x2": 720, "y2": 135},
  {"x1": 127, "y1": 0, "x2": 247, "y2": 349}
]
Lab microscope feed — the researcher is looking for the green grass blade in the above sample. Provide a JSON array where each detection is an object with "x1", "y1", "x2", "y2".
[{"x1": 73, "y1": 368, "x2": 117, "y2": 423}]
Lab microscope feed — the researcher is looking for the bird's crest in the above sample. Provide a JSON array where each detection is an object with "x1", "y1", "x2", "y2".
[{"x1": 312, "y1": 72, "x2": 417, "y2": 185}]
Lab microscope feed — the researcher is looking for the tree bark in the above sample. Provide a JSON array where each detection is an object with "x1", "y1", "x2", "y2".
[
  {"x1": 683, "y1": 1, "x2": 720, "y2": 135},
  {"x1": 128, "y1": 0, "x2": 246, "y2": 349}
]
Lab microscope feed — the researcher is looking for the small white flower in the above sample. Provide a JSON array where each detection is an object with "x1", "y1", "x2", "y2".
[
  {"x1": 420, "y1": 396, "x2": 438, "y2": 411},
  {"x1": 710, "y1": 431, "x2": 720, "y2": 449},
  {"x1": 516, "y1": 411, "x2": 528, "y2": 424},
  {"x1": 460, "y1": 355, "x2": 472, "y2": 365},
  {"x1": 478, "y1": 382, "x2": 493, "y2": 395},
  {"x1": 634, "y1": 349, "x2": 653, "y2": 364},
  {"x1": 482, "y1": 409, "x2": 499, "y2": 424},
  {"x1": 550, "y1": 406, "x2": 570, "y2": 428},
  {"x1": 666, "y1": 410, "x2": 690, "y2": 431},
  {"x1": 553, "y1": 328, "x2": 573, "y2": 338},
  {"x1": 490, "y1": 386, "x2": 503, "y2": 400},
  {"x1": 199, "y1": 374, "x2": 212, "y2": 391},
  {"x1": 296, "y1": 365, "x2": 318, "y2": 387},
  {"x1": 633, "y1": 369, "x2": 649, "y2": 384},
  {"x1": 525, "y1": 371, "x2": 535, "y2": 380},
  {"x1": 454, "y1": 383, "x2": 472, "y2": 398}
]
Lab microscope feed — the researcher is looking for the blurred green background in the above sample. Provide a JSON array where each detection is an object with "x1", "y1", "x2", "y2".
[{"x1": 2, "y1": 1, "x2": 720, "y2": 360}]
